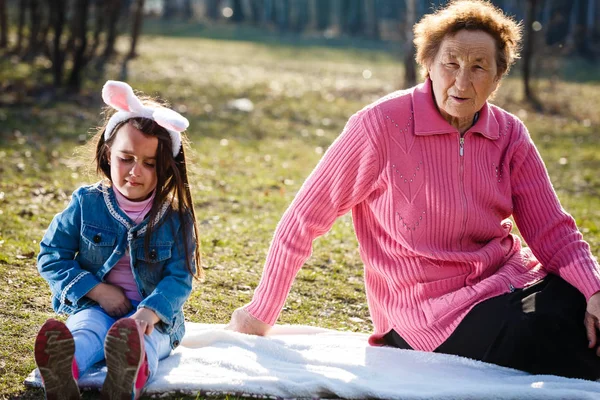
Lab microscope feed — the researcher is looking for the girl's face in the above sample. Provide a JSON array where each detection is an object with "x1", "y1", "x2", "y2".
[{"x1": 108, "y1": 123, "x2": 159, "y2": 201}]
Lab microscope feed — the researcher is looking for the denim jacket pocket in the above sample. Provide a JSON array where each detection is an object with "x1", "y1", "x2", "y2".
[
  {"x1": 134, "y1": 242, "x2": 172, "y2": 283},
  {"x1": 80, "y1": 224, "x2": 117, "y2": 265},
  {"x1": 135, "y1": 243, "x2": 172, "y2": 263}
]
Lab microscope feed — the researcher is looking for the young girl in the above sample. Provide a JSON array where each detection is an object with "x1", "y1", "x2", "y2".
[{"x1": 34, "y1": 80, "x2": 201, "y2": 400}]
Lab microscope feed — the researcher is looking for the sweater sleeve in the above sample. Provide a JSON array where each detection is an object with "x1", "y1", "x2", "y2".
[
  {"x1": 245, "y1": 108, "x2": 384, "y2": 324},
  {"x1": 510, "y1": 121, "x2": 600, "y2": 299}
]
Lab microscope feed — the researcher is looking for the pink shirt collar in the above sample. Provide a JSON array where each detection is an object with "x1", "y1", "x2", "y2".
[
  {"x1": 412, "y1": 78, "x2": 500, "y2": 140},
  {"x1": 113, "y1": 186, "x2": 155, "y2": 224}
]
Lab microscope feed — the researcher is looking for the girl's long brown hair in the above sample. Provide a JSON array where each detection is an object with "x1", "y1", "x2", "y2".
[{"x1": 92, "y1": 98, "x2": 202, "y2": 280}]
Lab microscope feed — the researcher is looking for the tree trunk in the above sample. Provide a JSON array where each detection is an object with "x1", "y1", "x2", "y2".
[
  {"x1": 162, "y1": 0, "x2": 177, "y2": 20},
  {"x1": 183, "y1": 0, "x2": 193, "y2": 20},
  {"x1": 262, "y1": 0, "x2": 275, "y2": 24},
  {"x1": 39, "y1": 5, "x2": 52, "y2": 57},
  {"x1": 404, "y1": 0, "x2": 417, "y2": 87},
  {"x1": 0, "y1": 0, "x2": 7, "y2": 48},
  {"x1": 89, "y1": 0, "x2": 106, "y2": 60},
  {"x1": 523, "y1": 0, "x2": 542, "y2": 108},
  {"x1": 231, "y1": 0, "x2": 244, "y2": 22},
  {"x1": 67, "y1": 0, "x2": 90, "y2": 92},
  {"x1": 344, "y1": 0, "x2": 363, "y2": 36},
  {"x1": 276, "y1": 0, "x2": 290, "y2": 32},
  {"x1": 102, "y1": 0, "x2": 122, "y2": 61},
  {"x1": 588, "y1": 0, "x2": 599, "y2": 48},
  {"x1": 565, "y1": 0, "x2": 579, "y2": 48},
  {"x1": 249, "y1": 0, "x2": 262, "y2": 24},
  {"x1": 315, "y1": 0, "x2": 330, "y2": 31},
  {"x1": 546, "y1": 0, "x2": 574, "y2": 46},
  {"x1": 364, "y1": 0, "x2": 379, "y2": 39},
  {"x1": 25, "y1": 0, "x2": 41, "y2": 58},
  {"x1": 49, "y1": 0, "x2": 66, "y2": 87},
  {"x1": 128, "y1": 0, "x2": 144, "y2": 58},
  {"x1": 291, "y1": 0, "x2": 309, "y2": 32},
  {"x1": 16, "y1": 0, "x2": 27, "y2": 53},
  {"x1": 206, "y1": 0, "x2": 221, "y2": 20},
  {"x1": 573, "y1": 0, "x2": 594, "y2": 58},
  {"x1": 331, "y1": 0, "x2": 341, "y2": 35},
  {"x1": 542, "y1": 0, "x2": 552, "y2": 28}
]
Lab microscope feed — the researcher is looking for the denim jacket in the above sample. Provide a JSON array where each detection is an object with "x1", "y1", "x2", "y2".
[{"x1": 37, "y1": 182, "x2": 196, "y2": 349}]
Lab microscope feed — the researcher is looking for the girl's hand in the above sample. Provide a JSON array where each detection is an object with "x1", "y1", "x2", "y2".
[
  {"x1": 130, "y1": 307, "x2": 160, "y2": 335},
  {"x1": 86, "y1": 283, "x2": 132, "y2": 317},
  {"x1": 585, "y1": 291, "x2": 600, "y2": 356},
  {"x1": 225, "y1": 306, "x2": 271, "y2": 336}
]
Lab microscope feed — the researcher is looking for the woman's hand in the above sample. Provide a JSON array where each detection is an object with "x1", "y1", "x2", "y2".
[
  {"x1": 585, "y1": 291, "x2": 600, "y2": 356},
  {"x1": 130, "y1": 307, "x2": 160, "y2": 335},
  {"x1": 86, "y1": 283, "x2": 132, "y2": 317},
  {"x1": 225, "y1": 307, "x2": 271, "y2": 336}
]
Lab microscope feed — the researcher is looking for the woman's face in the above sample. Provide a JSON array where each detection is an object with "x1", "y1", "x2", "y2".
[
  {"x1": 428, "y1": 30, "x2": 500, "y2": 128},
  {"x1": 108, "y1": 122, "x2": 158, "y2": 201}
]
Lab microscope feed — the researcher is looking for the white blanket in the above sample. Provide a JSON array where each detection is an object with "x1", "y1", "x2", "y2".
[{"x1": 25, "y1": 323, "x2": 600, "y2": 399}]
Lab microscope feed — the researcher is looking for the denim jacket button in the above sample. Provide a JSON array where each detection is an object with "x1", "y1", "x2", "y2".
[
  {"x1": 93, "y1": 234, "x2": 101, "y2": 243},
  {"x1": 149, "y1": 249, "x2": 157, "y2": 260}
]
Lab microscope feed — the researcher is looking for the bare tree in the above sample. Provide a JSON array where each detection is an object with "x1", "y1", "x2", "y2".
[
  {"x1": 128, "y1": 0, "x2": 145, "y2": 58},
  {"x1": 48, "y1": 0, "x2": 67, "y2": 87},
  {"x1": 364, "y1": 0, "x2": 379, "y2": 40},
  {"x1": 24, "y1": 0, "x2": 42, "y2": 58},
  {"x1": 275, "y1": 0, "x2": 290, "y2": 32},
  {"x1": 249, "y1": 0, "x2": 262, "y2": 24},
  {"x1": 101, "y1": 0, "x2": 122, "y2": 62},
  {"x1": 315, "y1": 0, "x2": 331, "y2": 31},
  {"x1": 67, "y1": 0, "x2": 90, "y2": 91},
  {"x1": 340, "y1": 0, "x2": 363, "y2": 36},
  {"x1": 546, "y1": 0, "x2": 574, "y2": 47},
  {"x1": 89, "y1": 0, "x2": 106, "y2": 59},
  {"x1": 206, "y1": 0, "x2": 222, "y2": 20},
  {"x1": 523, "y1": 0, "x2": 542, "y2": 108},
  {"x1": 16, "y1": 0, "x2": 27, "y2": 53},
  {"x1": 572, "y1": 0, "x2": 595, "y2": 59},
  {"x1": 183, "y1": 0, "x2": 194, "y2": 19},
  {"x1": 291, "y1": 0, "x2": 309, "y2": 32},
  {"x1": 162, "y1": 0, "x2": 177, "y2": 20},
  {"x1": 585, "y1": 0, "x2": 596, "y2": 43},
  {"x1": 0, "y1": 0, "x2": 7, "y2": 48},
  {"x1": 404, "y1": 0, "x2": 417, "y2": 87},
  {"x1": 231, "y1": 0, "x2": 244, "y2": 22}
]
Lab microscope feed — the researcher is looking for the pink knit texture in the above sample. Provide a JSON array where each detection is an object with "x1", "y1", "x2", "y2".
[{"x1": 245, "y1": 79, "x2": 600, "y2": 352}]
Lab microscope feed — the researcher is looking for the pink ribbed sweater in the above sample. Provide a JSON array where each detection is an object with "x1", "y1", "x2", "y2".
[{"x1": 246, "y1": 79, "x2": 600, "y2": 352}]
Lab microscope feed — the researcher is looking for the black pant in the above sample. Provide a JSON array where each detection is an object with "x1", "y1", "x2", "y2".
[{"x1": 384, "y1": 274, "x2": 600, "y2": 380}]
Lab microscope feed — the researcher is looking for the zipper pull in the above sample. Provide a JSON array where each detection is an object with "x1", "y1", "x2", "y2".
[{"x1": 459, "y1": 137, "x2": 464, "y2": 157}]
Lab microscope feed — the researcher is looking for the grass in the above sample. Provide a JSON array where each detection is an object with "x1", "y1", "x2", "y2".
[{"x1": 1, "y1": 22, "x2": 600, "y2": 399}]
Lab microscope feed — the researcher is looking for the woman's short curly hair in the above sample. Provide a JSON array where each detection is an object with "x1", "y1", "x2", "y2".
[{"x1": 414, "y1": 0, "x2": 522, "y2": 79}]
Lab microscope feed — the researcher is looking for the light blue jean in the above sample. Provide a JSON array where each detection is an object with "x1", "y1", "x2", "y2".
[{"x1": 66, "y1": 302, "x2": 171, "y2": 382}]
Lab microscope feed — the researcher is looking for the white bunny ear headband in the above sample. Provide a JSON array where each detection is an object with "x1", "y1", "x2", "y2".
[{"x1": 102, "y1": 80, "x2": 189, "y2": 157}]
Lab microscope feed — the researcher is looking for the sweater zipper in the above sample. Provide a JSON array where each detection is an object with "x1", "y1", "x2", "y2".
[{"x1": 458, "y1": 133, "x2": 467, "y2": 251}]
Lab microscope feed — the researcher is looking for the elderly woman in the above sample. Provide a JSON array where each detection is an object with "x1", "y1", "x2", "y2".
[{"x1": 227, "y1": 0, "x2": 600, "y2": 379}]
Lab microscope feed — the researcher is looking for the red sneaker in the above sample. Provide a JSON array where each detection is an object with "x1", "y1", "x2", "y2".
[
  {"x1": 102, "y1": 318, "x2": 147, "y2": 400},
  {"x1": 34, "y1": 318, "x2": 80, "y2": 400}
]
